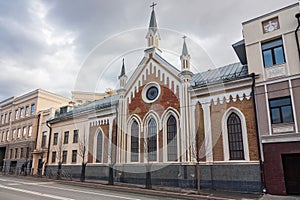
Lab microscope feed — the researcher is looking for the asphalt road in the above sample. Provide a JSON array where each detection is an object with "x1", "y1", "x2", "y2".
[{"x1": 0, "y1": 176, "x2": 187, "y2": 200}]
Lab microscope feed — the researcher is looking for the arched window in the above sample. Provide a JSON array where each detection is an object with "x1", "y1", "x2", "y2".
[
  {"x1": 131, "y1": 120, "x2": 139, "y2": 162},
  {"x1": 167, "y1": 115, "x2": 177, "y2": 161},
  {"x1": 96, "y1": 131, "x2": 103, "y2": 163},
  {"x1": 227, "y1": 113, "x2": 244, "y2": 160},
  {"x1": 147, "y1": 118, "x2": 157, "y2": 162}
]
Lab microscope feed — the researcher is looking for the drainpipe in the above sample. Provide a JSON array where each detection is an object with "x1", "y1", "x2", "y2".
[
  {"x1": 295, "y1": 13, "x2": 300, "y2": 60},
  {"x1": 251, "y1": 73, "x2": 266, "y2": 193},
  {"x1": 45, "y1": 121, "x2": 52, "y2": 173}
]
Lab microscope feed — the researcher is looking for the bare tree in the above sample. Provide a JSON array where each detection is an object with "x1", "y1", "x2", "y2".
[
  {"x1": 55, "y1": 134, "x2": 63, "y2": 179},
  {"x1": 78, "y1": 131, "x2": 88, "y2": 182},
  {"x1": 191, "y1": 132, "x2": 205, "y2": 195}
]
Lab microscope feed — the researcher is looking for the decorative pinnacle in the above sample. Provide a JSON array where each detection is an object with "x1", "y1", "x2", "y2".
[
  {"x1": 182, "y1": 36, "x2": 189, "y2": 56},
  {"x1": 119, "y1": 58, "x2": 126, "y2": 78}
]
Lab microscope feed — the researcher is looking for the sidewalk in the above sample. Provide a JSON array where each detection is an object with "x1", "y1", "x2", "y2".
[{"x1": 5, "y1": 175, "x2": 300, "y2": 200}]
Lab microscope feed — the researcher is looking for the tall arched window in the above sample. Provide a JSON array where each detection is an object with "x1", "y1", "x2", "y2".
[
  {"x1": 167, "y1": 115, "x2": 177, "y2": 161},
  {"x1": 96, "y1": 131, "x2": 103, "y2": 163},
  {"x1": 147, "y1": 118, "x2": 157, "y2": 162},
  {"x1": 227, "y1": 113, "x2": 244, "y2": 160},
  {"x1": 131, "y1": 120, "x2": 139, "y2": 162}
]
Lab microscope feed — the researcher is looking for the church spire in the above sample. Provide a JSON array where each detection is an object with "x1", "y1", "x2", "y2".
[
  {"x1": 119, "y1": 58, "x2": 126, "y2": 78},
  {"x1": 118, "y1": 58, "x2": 127, "y2": 88},
  {"x1": 180, "y1": 36, "x2": 191, "y2": 71},
  {"x1": 146, "y1": 2, "x2": 160, "y2": 48}
]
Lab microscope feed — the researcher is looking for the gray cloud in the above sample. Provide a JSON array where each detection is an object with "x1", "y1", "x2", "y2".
[{"x1": 0, "y1": 0, "x2": 297, "y2": 100}]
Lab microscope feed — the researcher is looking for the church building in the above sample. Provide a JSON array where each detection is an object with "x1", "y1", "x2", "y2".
[{"x1": 45, "y1": 5, "x2": 262, "y2": 192}]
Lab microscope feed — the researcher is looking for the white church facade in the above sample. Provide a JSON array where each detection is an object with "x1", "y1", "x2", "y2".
[{"x1": 45, "y1": 6, "x2": 262, "y2": 192}]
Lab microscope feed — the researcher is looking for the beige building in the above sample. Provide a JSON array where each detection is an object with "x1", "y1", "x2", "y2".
[
  {"x1": 240, "y1": 3, "x2": 300, "y2": 195},
  {"x1": 0, "y1": 89, "x2": 70, "y2": 174}
]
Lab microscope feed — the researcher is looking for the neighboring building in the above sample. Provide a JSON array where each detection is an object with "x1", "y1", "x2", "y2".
[
  {"x1": 46, "y1": 6, "x2": 261, "y2": 192},
  {"x1": 242, "y1": 3, "x2": 300, "y2": 195},
  {"x1": 71, "y1": 90, "x2": 116, "y2": 105},
  {"x1": 0, "y1": 89, "x2": 70, "y2": 174}
]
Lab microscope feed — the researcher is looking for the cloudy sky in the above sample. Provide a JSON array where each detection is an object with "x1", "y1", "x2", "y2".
[{"x1": 0, "y1": 0, "x2": 297, "y2": 100}]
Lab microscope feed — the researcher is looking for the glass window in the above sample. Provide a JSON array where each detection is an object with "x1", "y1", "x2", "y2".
[
  {"x1": 20, "y1": 107, "x2": 24, "y2": 118},
  {"x1": 15, "y1": 148, "x2": 18, "y2": 159},
  {"x1": 6, "y1": 130, "x2": 10, "y2": 141},
  {"x1": 13, "y1": 129, "x2": 16, "y2": 140},
  {"x1": 4, "y1": 114, "x2": 7, "y2": 123},
  {"x1": 262, "y1": 38, "x2": 285, "y2": 67},
  {"x1": 72, "y1": 150, "x2": 77, "y2": 163},
  {"x1": 31, "y1": 104, "x2": 35, "y2": 115},
  {"x1": 62, "y1": 151, "x2": 67, "y2": 163},
  {"x1": 25, "y1": 106, "x2": 29, "y2": 117},
  {"x1": 53, "y1": 133, "x2": 58, "y2": 145},
  {"x1": 20, "y1": 148, "x2": 24, "y2": 158},
  {"x1": 96, "y1": 131, "x2": 103, "y2": 163},
  {"x1": 147, "y1": 118, "x2": 157, "y2": 162},
  {"x1": 28, "y1": 125, "x2": 32, "y2": 137},
  {"x1": 0, "y1": 115, "x2": 2, "y2": 124},
  {"x1": 52, "y1": 152, "x2": 56, "y2": 163},
  {"x1": 15, "y1": 110, "x2": 19, "y2": 120},
  {"x1": 73, "y1": 130, "x2": 78, "y2": 143},
  {"x1": 64, "y1": 131, "x2": 69, "y2": 144},
  {"x1": 41, "y1": 131, "x2": 47, "y2": 148},
  {"x1": 269, "y1": 97, "x2": 294, "y2": 124},
  {"x1": 227, "y1": 113, "x2": 245, "y2": 160},
  {"x1": 8, "y1": 112, "x2": 11, "y2": 122},
  {"x1": 167, "y1": 116, "x2": 177, "y2": 161},
  {"x1": 17, "y1": 128, "x2": 21, "y2": 138},
  {"x1": 23, "y1": 127, "x2": 27, "y2": 137},
  {"x1": 131, "y1": 121, "x2": 139, "y2": 162}
]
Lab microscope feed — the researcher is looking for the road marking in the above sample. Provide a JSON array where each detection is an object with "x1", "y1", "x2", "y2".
[
  {"x1": 0, "y1": 184, "x2": 75, "y2": 200},
  {"x1": 38, "y1": 184, "x2": 141, "y2": 200},
  {"x1": 7, "y1": 183, "x2": 20, "y2": 186}
]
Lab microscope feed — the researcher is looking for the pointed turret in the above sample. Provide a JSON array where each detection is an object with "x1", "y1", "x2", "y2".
[
  {"x1": 119, "y1": 58, "x2": 126, "y2": 78},
  {"x1": 118, "y1": 58, "x2": 127, "y2": 88},
  {"x1": 180, "y1": 36, "x2": 191, "y2": 71},
  {"x1": 146, "y1": 3, "x2": 160, "y2": 48}
]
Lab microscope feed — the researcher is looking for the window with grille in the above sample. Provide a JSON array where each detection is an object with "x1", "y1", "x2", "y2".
[
  {"x1": 131, "y1": 121, "x2": 139, "y2": 162},
  {"x1": 227, "y1": 113, "x2": 244, "y2": 160},
  {"x1": 96, "y1": 131, "x2": 103, "y2": 163},
  {"x1": 167, "y1": 115, "x2": 177, "y2": 161},
  {"x1": 147, "y1": 118, "x2": 157, "y2": 162}
]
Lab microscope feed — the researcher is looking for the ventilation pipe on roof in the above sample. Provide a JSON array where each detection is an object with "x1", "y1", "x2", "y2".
[{"x1": 295, "y1": 13, "x2": 300, "y2": 60}]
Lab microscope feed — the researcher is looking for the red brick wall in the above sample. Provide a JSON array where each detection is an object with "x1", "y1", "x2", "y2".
[
  {"x1": 263, "y1": 142, "x2": 300, "y2": 195},
  {"x1": 128, "y1": 84, "x2": 180, "y2": 119}
]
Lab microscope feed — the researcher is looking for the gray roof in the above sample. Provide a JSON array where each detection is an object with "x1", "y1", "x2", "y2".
[
  {"x1": 192, "y1": 62, "x2": 249, "y2": 88},
  {"x1": 49, "y1": 95, "x2": 119, "y2": 122}
]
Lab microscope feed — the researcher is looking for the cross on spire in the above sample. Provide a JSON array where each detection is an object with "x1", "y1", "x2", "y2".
[
  {"x1": 183, "y1": 35, "x2": 187, "y2": 40},
  {"x1": 150, "y1": 2, "x2": 157, "y2": 11}
]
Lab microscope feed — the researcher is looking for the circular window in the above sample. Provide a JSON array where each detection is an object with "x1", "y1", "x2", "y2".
[
  {"x1": 142, "y1": 82, "x2": 161, "y2": 103},
  {"x1": 146, "y1": 86, "x2": 159, "y2": 101}
]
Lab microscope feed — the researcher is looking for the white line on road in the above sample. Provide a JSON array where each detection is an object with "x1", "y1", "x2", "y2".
[
  {"x1": 0, "y1": 184, "x2": 75, "y2": 200},
  {"x1": 37, "y1": 184, "x2": 141, "y2": 200}
]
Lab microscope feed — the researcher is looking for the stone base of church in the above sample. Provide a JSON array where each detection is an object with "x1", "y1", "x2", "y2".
[{"x1": 45, "y1": 163, "x2": 262, "y2": 193}]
